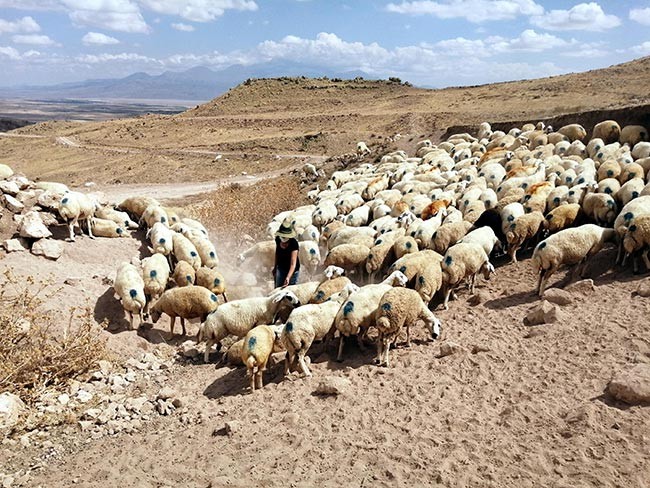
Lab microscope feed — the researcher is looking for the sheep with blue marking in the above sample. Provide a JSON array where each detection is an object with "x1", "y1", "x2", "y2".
[
  {"x1": 299, "y1": 240, "x2": 322, "y2": 277},
  {"x1": 582, "y1": 193, "x2": 617, "y2": 226},
  {"x1": 140, "y1": 204, "x2": 169, "y2": 229},
  {"x1": 150, "y1": 285, "x2": 219, "y2": 337},
  {"x1": 441, "y1": 243, "x2": 495, "y2": 310},
  {"x1": 172, "y1": 232, "x2": 202, "y2": 270},
  {"x1": 198, "y1": 290, "x2": 301, "y2": 362},
  {"x1": 142, "y1": 253, "x2": 170, "y2": 309},
  {"x1": 324, "y1": 243, "x2": 370, "y2": 278},
  {"x1": 196, "y1": 266, "x2": 228, "y2": 302},
  {"x1": 430, "y1": 221, "x2": 473, "y2": 254},
  {"x1": 388, "y1": 250, "x2": 443, "y2": 284},
  {"x1": 532, "y1": 224, "x2": 616, "y2": 296},
  {"x1": 58, "y1": 191, "x2": 98, "y2": 241},
  {"x1": 86, "y1": 217, "x2": 127, "y2": 238},
  {"x1": 375, "y1": 287, "x2": 442, "y2": 367},
  {"x1": 117, "y1": 196, "x2": 158, "y2": 220},
  {"x1": 622, "y1": 214, "x2": 650, "y2": 273},
  {"x1": 505, "y1": 211, "x2": 545, "y2": 263},
  {"x1": 187, "y1": 233, "x2": 219, "y2": 269},
  {"x1": 241, "y1": 324, "x2": 285, "y2": 391},
  {"x1": 172, "y1": 260, "x2": 196, "y2": 287},
  {"x1": 114, "y1": 262, "x2": 147, "y2": 330},
  {"x1": 333, "y1": 270, "x2": 408, "y2": 362},
  {"x1": 365, "y1": 242, "x2": 395, "y2": 283},
  {"x1": 393, "y1": 235, "x2": 418, "y2": 258},
  {"x1": 614, "y1": 196, "x2": 650, "y2": 264},
  {"x1": 147, "y1": 222, "x2": 174, "y2": 263},
  {"x1": 310, "y1": 275, "x2": 352, "y2": 304},
  {"x1": 282, "y1": 284, "x2": 359, "y2": 377},
  {"x1": 414, "y1": 258, "x2": 444, "y2": 306}
]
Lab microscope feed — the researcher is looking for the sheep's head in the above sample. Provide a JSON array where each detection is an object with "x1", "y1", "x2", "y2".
[
  {"x1": 324, "y1": 265, "x2": 345, "y2": 280},
  {"x1": 272, "y1": 290, "x2": 301, "y2": 308},
  {"x1": 481, "y1": 261, "x2": 496, "y2": 280},
  {"x1": 427, "y1": 314, "x2": 442, "y2": 340},
  {"x1": 149, "y1": 307, "x2": 162, "y2": 324}
]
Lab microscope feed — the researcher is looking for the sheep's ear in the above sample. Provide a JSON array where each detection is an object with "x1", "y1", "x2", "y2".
[{"x1": 272, "y1": 292, "x2": 286, "y2": 303}]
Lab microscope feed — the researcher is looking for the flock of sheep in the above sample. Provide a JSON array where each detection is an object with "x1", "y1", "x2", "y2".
[{"x1": 24, "y1": 116, "x2": 650, "y2": 392}]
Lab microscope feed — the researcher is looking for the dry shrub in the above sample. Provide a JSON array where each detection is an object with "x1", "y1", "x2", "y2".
[{"x1": 0, "y1": 271, "x2": 107, "y2": 404}]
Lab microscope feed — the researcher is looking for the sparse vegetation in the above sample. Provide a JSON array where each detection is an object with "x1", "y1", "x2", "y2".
[{"x1": 0, "y1": 271, "x2": 107, "y2": 404}]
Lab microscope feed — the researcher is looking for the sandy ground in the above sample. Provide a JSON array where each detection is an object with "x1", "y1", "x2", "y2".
[{"x1": 3, "y1": 238, "x2": 650, "y2": 487}]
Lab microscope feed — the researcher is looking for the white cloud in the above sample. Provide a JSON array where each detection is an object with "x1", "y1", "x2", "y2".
[
  {"x1": 530, "y1": 2, "x2": 621, "y2": 31},
  {"x1": 0, "y1": 45, "x2": 20, "y2": 59},
  {"x1": 489, "y1": 29, "x2": 570, "y2": 52},
  {"x1": 0, "y1": 16, "x2": 40, "y2": 34},
  {"x1": 82, "y1": 32, "x2": 120, "y2": 45},
  {"x1": 385, "y1": 0, "x2": 543, "y2": 23},
  {"x1": 138, "y1": 0, "x2": 258, "y2": 22},
  {"x1": 630, "y1": 41, "x2": 650, "y2": 56},
  {"x1": 0, "y1": 1, "x2": 60, "y2": 9},
  {"x1": 171, "y1": 22, "x2": 195, "y2": 31},
  {"x1": 75, "y1": 52, "x2": 160, "y2": 64},
  {"x1": 62, "y1": 0, "x2": 150, "y2": 33},
  {"x1": 12, "y1": 34, "x2": 58, "y2": 46},
  {"x1": 629, "y1": 7, "x2": 650, "y2": 26}
]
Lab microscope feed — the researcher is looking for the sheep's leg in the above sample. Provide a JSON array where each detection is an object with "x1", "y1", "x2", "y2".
[
  {"x1": 443, "y1": 288, "x2": 452, "y2": 310},
  {"x1": 642, "y1": 250, "x2": 650, "y2": 272},
  {"x1": 509, "y1": 245, "x2": 518, "y2": 263},
  {"x1": 138, "y1": 308, "x2": 144, "y2": 328},
  {"x1": 169, "y1": 316, "x2": 175, "y2": 336},
  {"x1": 539, "y1": 265, "x2": 556, "y2": 296},
  {"x1": 337, "y1": 335, "x2": 345, "y2": 362},
  {"x1": 536, "y1": 270, "x2": 544, "y2": 296},
  {"x1": 249, "y1": 367, "x2": 256, "y2": 391},
  {"x1": 181, "y1": 317, "x2": 187, "y2": 336},
  {"x1": 68, "y1": 221, "x2": 76, "y2": 242},
  {"x1": 203, "y1": 339, "x2": 214, "y2": 363},
  {"x1": 284, "y1": 352, "x2": 292, "y2": 376},
  {"x1": 86, "y1": 217, "x2": 95, "y2": 239},
  {"x1": 469, "y1": 274, "x2": 477, "y2": 294},
  {"x1": 298, "y1": 352, "x2": 311, "y2": 377},
  {"x1": 405, "y1": 324, "x2": 411, "y2": 347},
  {"x1": 382, "y1": 337, "x2": 391, "y2": 367},
  {"x1": 616, "y1": 239, "x2": 624, "y2": 265},
  {"x1": 633, "y1": 254, "x2": 640, "y2": 275},
  {"x1": 374, "y1": 336, "x2": 383, "y2": 365},
  {"x1": 129, "y1": 311, "x2": 134, "y2": 330},
  {"x1": 256, "y1": 365, "x2": 265, "y2": 389}
]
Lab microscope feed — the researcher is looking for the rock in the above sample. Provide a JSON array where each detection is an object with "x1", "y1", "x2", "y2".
[
  {"x1": 565, "y1": 279, "x2": 595, "y2": 295},
  {"x1": 524, "y1": 300, "x2": 559, "y2": 326},
  {"x1": 3, "y1": 238, "x2": 28, "y2": 252},
  {"x1": 171, "y1": 398, "x2": 184, "y2": 409},
  {"x1": 77, "y1": 420, "x2": 93, "y2": 432},
  {"x1": 2, "y1": 476, "x2": 14, "y2": 488},
  {"x1": 140, "y1": 401, "x2": 155, "y2": 416},
  {"x1": 608, "y1": 364, "x2": 650, "y2": 404},
  {"x1": 314, "y1": 376, "x2": 351, "y2": 396},
  {"x1": 76, "y1": 390, "x2": 93, "y2": 404},
  {"x1": 3, "y1": 194, "x2": 24, "y2": 213},
  {"x1": 0, "y1": 180, "x2": 20, "y2": 196},
  {"x1": 19, "y1": 211, "x2": 52, "y2": 239},
  {"x1": 224, "y1": 420, "x2": 241, "y2": 436},
  {"x1": 636, "y1": 280, "x2": 650, "y2": 298},
  {"x1": 37, "y1": 211, "x2": 59, "y2": 227},
  {"x1": 438, "y1": 341, "x2": 465, "y2": 358},
  {"x1": 36, "y1": 191, "x2": 62, "y2": 211},
  {"x1": 283, "y1": 412, "x2": 300, "y2": 426},
  {"x1": 15, "y1": 190, "x2": 36, "y2": 203},
  {"x1": 542, "y1": 288, "x2": 573, "y2": 306},
  {"x1": 83, "y1": 408, "x2": 101, "y2": 420},
  {"x1": 179, "y1": 340, "x2": 200, "y2": 359},
  {"x1": 0, "y1": 393, "x2": 26, "y2": 431},
  {"x1": 10, "y1": 175, "x2": 31, "y2": 190},
  {"x1": 156, "y1": 399, "x2": 174, "y2": 415},
  {"x1": 157, "y1": 387, "x2": 176, "y2": 400},
  {"x1": 57, "y1": 394, "x2": 70, "y2": 406},
  {"x1": 31, "y1": 239, "x2": 62, "y2": 260},
  {"x1": 97, "y1": 360, "x2": 112, "y2": 375},
  {"x1": 64, "y1": 277, "x2": 82, "y2": 287}
]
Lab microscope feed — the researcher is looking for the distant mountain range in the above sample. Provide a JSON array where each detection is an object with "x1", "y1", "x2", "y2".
[{"x1": 3, "y1": 62, "x2": 370, "y2": 101}]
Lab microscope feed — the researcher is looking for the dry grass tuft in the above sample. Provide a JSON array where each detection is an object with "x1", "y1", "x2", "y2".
[{"x1": 0, "y1": 271, "x2": 107, "y2": 404}]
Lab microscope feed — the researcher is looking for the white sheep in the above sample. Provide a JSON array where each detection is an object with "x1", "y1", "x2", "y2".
[
  {"x1": 242, "y1": 324, "x2": 285, "y2": 391},
  {"x1": 172, "y1": 232, "x2": 202, "y2": 270},
  {"x1": 196, "y1": 267, "x2": 228, "y2": 302},
  {"x1": 150, "y1": 285, "x2": 219, "y2": 337},
  {"x1": 458, "y1": 226, "x2": 500, "y2": 256},
  {"x1": 505, "y1": 211, "x2": 545, "y2": 262},
  {"x1": 147, "y1": 222, "x2": 174, "y2": 261},
  {"x1": 95, "y1": 206, "x2": 138, "y2": 230},
  {"x1": 141, "y1": 204, "x2": 169, "y2": 228},
  {"x1": 282, "y1": 284, "x2": 358, "y2": 376},
  {"x1": 375, "y1": 287, "x2": 441, "y2": 367},
  {"x1": 440, "y1": 243, "x2": 495, "y2": 309},
  {"x1": 87, "y1": 217, "x2": 127, "y2": 238},
  {"x1": 622, "y1": 215, "x2": 650, "y2": 273},
  {"x1": 58, "y1": 191, "x2": 97, "y2": 241},
  {"x1": 114, "y1": 262, "x2": 147, "y2": 329},
  {"x1": 172, "y1": 260, "x2": 196, "y2": 287},
  {"x1": 357, "y1": 141, "x2": 371, "y2": 157},
  {"x1": 198, "y1": 290, "x2": 301, "y2": 362},
  {"x1": 334, "y1": 270, "x2": 408, "y2": 361},
  {"x1": 142, "y1": 253, "x2": 170, "y2": 307},
  {"x1": 532, "y1": 224, "x2": 616, "y2": 296},
  {"x1": 303, "y1": 162, "x2": 319, "y2": 178}
]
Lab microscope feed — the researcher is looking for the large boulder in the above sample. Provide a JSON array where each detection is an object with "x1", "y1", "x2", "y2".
[
  {"x1": 19, "y1": 211, "x2": 52, "y2": 239},
  {"x1": 542, "y1": 288, "x2": 573, "y2": 306},
  {"x1": 315, "y1": 376, "x2": 351, "y2": 396},
  {"x1": 3, "y1": 238, "x2": 28, "y2": 252},
  {"x1": 608, "y1": 364, "x2": 650, "y2": 404},
  {"x1": 37, "y1": 190, "x2": 63, "y2": 211},
  {"x1": 0, "y1": 163, "x2": 13, "y2": 180},
  {"x1": 0, "y1": 180, "x2": 20, "y2": 196}
]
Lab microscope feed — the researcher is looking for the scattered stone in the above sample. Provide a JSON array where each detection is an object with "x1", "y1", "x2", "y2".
[
  {"x1": 36, "y1": 191, "x2": 61, "y2": 211},
  {"x1": 97, "y1": 360, "x2": 112, "y2": 375},
  {"x1": 18, "y1": 211, "x2": 51, "y2": 239},
  {"x1": 3, "y1": 238, "x2": 28, "y2": 253},
  {"x1": 37, "y1": 211, "x2": 59, "y2": 227},
  {"x1": 0, "y1": 180, "x2": 20, "y2": 196},
  {"x1": 156, "y1": 399, "x2": 174, "y2": 415},
  {"x1": 0, "y1": 393, "x2": 26, "y2": 431},
  {"x1": 524, "y1": 327, "x2": 547, "y2": 339},
  {"x1": 31, "y1": 239, "x2": 63, "y2": 260},
  {"x1": 57, "y1": 394, "x2": 70, "y2": 406},
  {"x1": 3, "y1": 194, "x2": 24, "y2": 213},
  {"x1": 314, "y1": 376, "x2": 351, "y2": 396},
  {"x1": 283, "y1": 412, "x2": 300, "y2": 426},
  {"x1": 2, "y1": 475, "x2": 14, "y2": 488},
  {"x1": 171, "y1": 398, "x2": 184, "y2": 409},
  {"x1": 64, "y1": 277, "x2": 82, "y2": 287},
  {"x1": 77, "y1": 420, "x2": 93, "y2": 432},
  {"x1": 11, "y1": 175, "x2": 31, "y2": 190},
  {"x1": 564, "y1": 279, "x2": 595, "y2": 295},
  {"x1": 179, "y1": 340, "x2": 200, "y2": 359},
  {"x1": 524, "y1": 300, "x2": 559, "y2": 326},
  {"x1": 76, "y1": 390, "x2": 93, "y2": 403},
  {"x1": 608, "y1": 364, "x2": 650, "y2": 405},
  {"x1": 636, "y1": 280, "x2": 650, "y2": 298},
  {"x1": 471, "y1": 344, "x2": 490, "y2": 354},
  {"x1": 543, "y1": 288, "x2": 573, "y2": 306},
  {"x1": 224, "y1": 420, "x2": 241, "y2": 436},
  {"x1": 438, "y1": 341, "x2": 465, "y2": 358},
  {"x1": 15, "y1": 190, "x2": 36, "y2": 203},
  {"x1": 157, "y1": 387, "x2": 176, "y2": 400}
]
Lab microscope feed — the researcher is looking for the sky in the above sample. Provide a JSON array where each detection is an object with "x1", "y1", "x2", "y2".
[{"x1": 0, "y1": 0, "x2": 649, "y2": 88}]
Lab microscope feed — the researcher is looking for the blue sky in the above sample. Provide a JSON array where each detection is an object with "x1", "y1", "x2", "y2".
[{"x1": 0, "y1": 0, "x2": 649, "y2": 88}]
